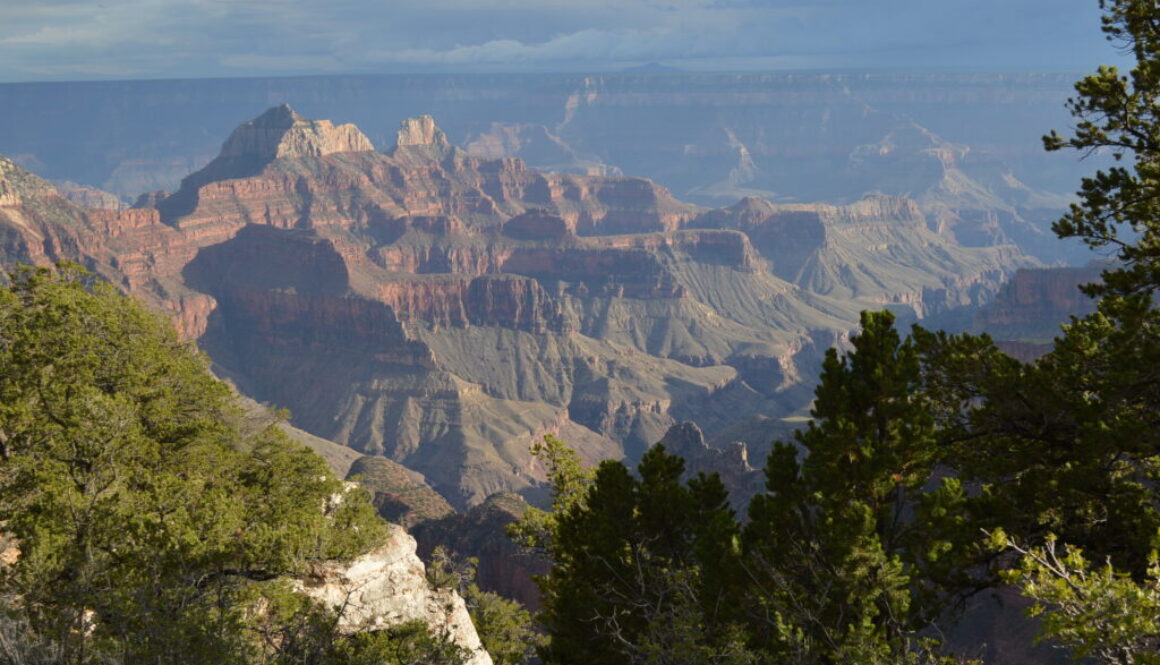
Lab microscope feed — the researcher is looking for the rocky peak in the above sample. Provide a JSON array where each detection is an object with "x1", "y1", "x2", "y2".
[
  {"x1": 396, "y1": 115, "x2": 449, "y2": 149},
  {"x1": 391, "y1": 115, "x2": 455, "y2": 162},
  {"x1": 658, "y1": 421, "x2": 712, "y2": 454},
  {"x1": 156, "y1": 106, "x2": 375, "y2": 222},
  {"x1": 219, "y1": 104, "x2": 375, "y2": 161},
  {"x1": 726, "y1": 196, "x2": 777, "y2": 222}
]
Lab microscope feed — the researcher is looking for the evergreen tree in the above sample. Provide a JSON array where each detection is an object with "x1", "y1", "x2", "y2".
[
  {"x1": 940, "y1": 2, "x2": 1160, "y2": 661},
  {"x1": 0, "y1": 265, "x2": 425, "y2": 664},
  {"x1": 743, "y1": 311, "x2": 971, "y2": 665},
  {"x1": 919, "y1": 296, "x2": 1160, "y2": 575},
  {"x1": 988, "y1": 530, "x2": 1160, "y2": 665},
  {"x1": 532, "y1": 444, "x2": 749, "y2": 665},
  {"x1": 1045, "y1": 0, "x2": 1160, "y2": 299}
]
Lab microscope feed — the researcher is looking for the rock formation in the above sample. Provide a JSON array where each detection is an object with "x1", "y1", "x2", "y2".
[
  {"x1": 396, "y1": 114, "x2": 449, "y2": 149},
  {"x1": 223, "y1": 104, "x2": 375, "y2": 161},
  {"x1": 695, "y1": 195, "x2": 1028, "y2": 317},
  {"x1": 412, "y1": 492, "x2": 546, "y2": 610},
  {"x1": 969, "y1": 265, "x2": 1102, "y2": 340},
  {"x1": 0, "y1": 155, "x2": 117, "y2": 274},
  {"x1": 296, "y1": 523, "x2": 492, "y2": 665},
  {"x1": 657, "y1": 422, "x2": 764, "y2": 510},
  {"x1": 0, "y1": 106, "x2": 1035, "y2": 508},
  {"x1": 348, "y1": 456, "x2": 456, "y2": 529},
  {"x1": 0, "y1": 72, "x2": 1086, "y2": 262}
]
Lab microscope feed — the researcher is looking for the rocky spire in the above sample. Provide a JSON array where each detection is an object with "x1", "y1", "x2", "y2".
[
  {"x1": 395, "y1": 115, "x2": 449, "y2": 149},
  {"x1": 391, "y1": 115, "x2": 454, "y2": 162}
]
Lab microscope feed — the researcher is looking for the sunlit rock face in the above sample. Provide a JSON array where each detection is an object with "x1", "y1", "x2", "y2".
[
  {"x1": 0, "y1": 72, "x2": 1088, "y2": 264},
  {"x1": 0, "y1": 107, "x2": 1034, "y2": 507},
  {"x1": 296, "y1": 523, "x2": 493, "y2": 665}
]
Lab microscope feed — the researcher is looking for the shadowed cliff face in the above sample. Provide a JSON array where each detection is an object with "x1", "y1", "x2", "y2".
[
  {"x1": 0, "y1": 107, "x2": 1035, "y2": 507},
  {"x1": 961, "y1": 265, "x2": 1103, "y2": 351}
]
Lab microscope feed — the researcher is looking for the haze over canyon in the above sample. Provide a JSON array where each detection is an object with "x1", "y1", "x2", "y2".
[{"x1": 0, "y1": 72, "x2": 1100, "y2": 508}]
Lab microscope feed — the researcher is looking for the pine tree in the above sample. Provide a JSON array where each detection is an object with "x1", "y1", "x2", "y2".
[
  {"x1": 0, "y1": 265, "x2": 399, "y2": 664},
  {"x1": 532, "y1": 444, "x2": 749, "y2": 665},
  {"x1": 743, "y1": 311, "x2": 969, "y2": 664}
]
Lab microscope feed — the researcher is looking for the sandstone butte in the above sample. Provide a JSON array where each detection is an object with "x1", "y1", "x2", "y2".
[{"x1": 0, "y1": 104, "x2": 1036, "y2": 508}]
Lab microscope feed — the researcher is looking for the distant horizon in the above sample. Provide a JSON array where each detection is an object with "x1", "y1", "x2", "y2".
[
  {"x1": 0, "y1": 1, "x2": 1126, "y2": 84},
  {"x1": 0, "y1": 66, "x2": 1105, "y2": 88}
]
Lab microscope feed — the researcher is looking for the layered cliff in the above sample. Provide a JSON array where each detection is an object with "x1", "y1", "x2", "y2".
[
  {"x1": 0, "y1": 107, "x2": 1034, "y2": 507},
  {"x1": 694, "y1": 195, "x2": 1030, "y2": 317},
  {"x1": 968, "y1": 264, "x2": 1102, "y2": 341}
]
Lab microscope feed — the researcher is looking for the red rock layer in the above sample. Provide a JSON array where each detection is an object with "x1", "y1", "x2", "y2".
[{"x1": 0, "y1": 108, "x2": 1032, "y2": 508}]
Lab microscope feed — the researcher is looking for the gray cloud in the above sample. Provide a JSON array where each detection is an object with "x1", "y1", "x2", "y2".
[{"x1": 0, "y1": 0, "x2": 1127, "y2": 82}]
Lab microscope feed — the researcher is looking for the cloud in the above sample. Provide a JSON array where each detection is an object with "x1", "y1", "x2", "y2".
[{"x1": 0, "y1": 0, "x2": 1124, "y2": 82}]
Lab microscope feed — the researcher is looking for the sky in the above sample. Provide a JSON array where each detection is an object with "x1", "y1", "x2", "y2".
[{"x1": 0, "y1": 0, "x2": 1129, "y2": 83}]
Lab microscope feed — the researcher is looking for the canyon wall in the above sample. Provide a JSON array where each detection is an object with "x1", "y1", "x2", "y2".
[
  {"x1": 0, "y1": 107, "x2": 1035, "y2": 508},
  {"x1": 0, "y1": 72, "x2": 1090, "y2": 263}
]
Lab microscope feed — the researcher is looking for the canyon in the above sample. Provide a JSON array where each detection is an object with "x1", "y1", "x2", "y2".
[
  {"x1": 0, "y1": 72, "x2": 1093, "y2": 265},
  {"x1": 0, "y1": 103, "x2": 1040, "y2": 508}
]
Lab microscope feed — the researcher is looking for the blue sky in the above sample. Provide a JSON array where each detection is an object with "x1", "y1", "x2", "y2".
[{"x1": 0, "y1": 0, "x2": 1127, "y2": 82}]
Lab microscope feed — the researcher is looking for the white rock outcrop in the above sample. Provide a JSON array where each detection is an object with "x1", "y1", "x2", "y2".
[
  {"x1": 219, "y1": 104, "x2": 375, "y2": 161},
  {"x1": 395, "y1": 115, "x2": 449, "y2": 148},
  {"x1": 296, "y1": 523, "x2": 492, "y2": 665}
]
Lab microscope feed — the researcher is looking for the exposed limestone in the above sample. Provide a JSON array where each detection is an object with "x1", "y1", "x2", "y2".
[
  {"x1": 391, "y1": 115, "x2": 455, "y2": 163},
  {"x1": 396, "y1": 114, "x2": 449, "y2": 149},
  {"x1": 296, "y1": 523, "x2": 492, "y2": 665},
  {"x1": 220, "y1": 104, "x2": 375, "y2": 161}
]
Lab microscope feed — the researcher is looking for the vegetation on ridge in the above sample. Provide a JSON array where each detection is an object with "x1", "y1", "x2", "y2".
[{"x1": 0, "y1": 265, "x2": 464, "y2": 664}]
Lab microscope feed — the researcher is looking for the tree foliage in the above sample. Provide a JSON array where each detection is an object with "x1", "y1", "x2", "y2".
[
  {"x1": 530, "y1": 443, "x2": 746, "y2": 665},
  {"x1": 1044, "y1": 0, "x2": 1160, "y2": 298},
  {"x1": 917, "y1": 295, "x2": 1160, "y2": 576},
  {"x1": 506, "y1": 434, "x2": 594, "y2": 555},
  {"x1": 989, "y1": 530, "x2": 1160, "y2": 665},
  {"x1": 967, "y1": 2, "x2": 1160, "y2": 661},
  {"x1": 744, "y1": 310, "x2": 975, "y2": 665},
  {"x1": 0, "y1": 265, "x2": 445, "y2": 665}
]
